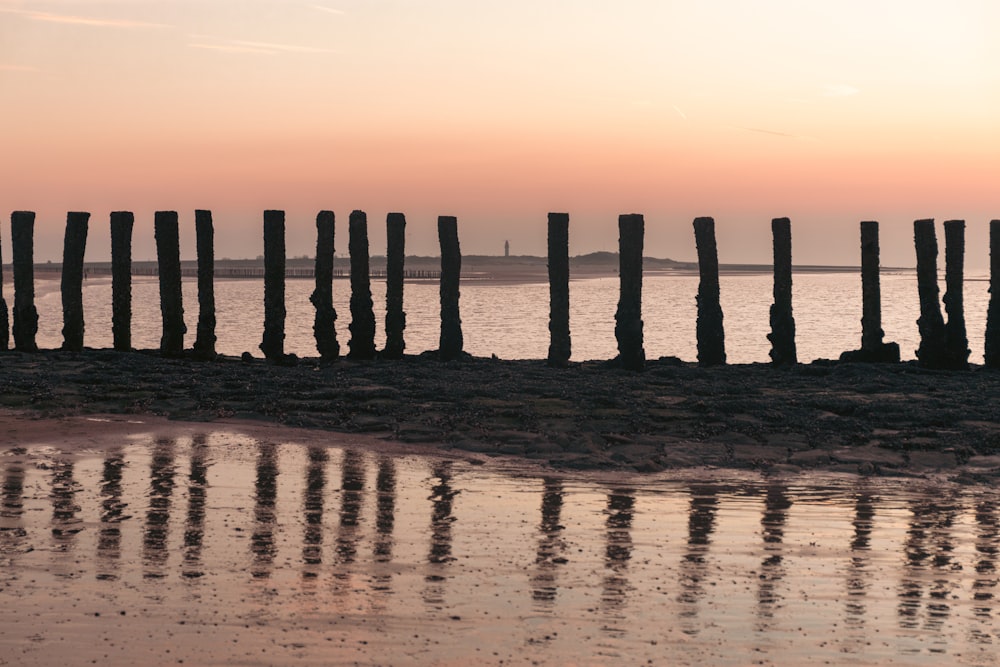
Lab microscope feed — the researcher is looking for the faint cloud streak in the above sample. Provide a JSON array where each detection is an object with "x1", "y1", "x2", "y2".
[
  {"x1": 189, "y1": 37, "x2": 339, "y2": 55},
  {"x1": 0, "y1": 64, "x2": 40, "y2": 72},
  {"x1": 0, "y1": 8, "x2": 169, "y2": 29},
  {"x1": 672, "y1": 105, "x2": 687, "y2": 120},
  {"x1": 308, "y1": 4, "x2": 346, "y2": 15}
]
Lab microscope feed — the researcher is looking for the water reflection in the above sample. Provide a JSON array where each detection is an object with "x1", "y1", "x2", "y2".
[
  {"x1": 371, "y1": 457, "x2": 396, "y2": 599},
  {"x1": 143, "y1": 440, "x2": 176, "y2": 578},
  {"x1": 97, "y1": 449, "x2": 127, "y2": 579},
  {"x1": 301, "y1": 446, "x2": 327, "y2": 577},
  {"x1": 678, "y1": 485, "x2": 719, "y2": 635},
  {"x1": 898, "y1": 490, "x2": 961, "y2": 635},
  {"x1": 0, "y1": 453, "x2": 27, "y2": 557},
  {"x1": 333, "y1": 449, "x2": 365, "y2": 594},
  {"x1": 601, "y1": 489, "x2": 635, "y2": 635},
  {"x1": 531, "y1": 478, "x2": 567, "y2": 608},
  {"x1": 756, "y1": 483, "x2": 790, "y2": 630},
  {"x1": 251, "y1": 441, "x2": 278, "y2": 579},
  {"x1": 845, "y1": 491, "x2": 876, "y2": 627},
  {"x1": 971, "y1": 500, "x2": 997, "y2": 645},
  {"x1": 183, "y1": 436, "x2": 209, "y2": 578},
  {"x1": 424, "y1": 462, "x2": 457, "y2": 609},
  {"x1": 2, "y1": 440, "x2": 1000, "y2": 665}
]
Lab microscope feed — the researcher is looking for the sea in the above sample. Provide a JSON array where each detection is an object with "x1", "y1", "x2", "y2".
[{"x1": 33, "y1": 270, "x2": 993, "y2": 363}]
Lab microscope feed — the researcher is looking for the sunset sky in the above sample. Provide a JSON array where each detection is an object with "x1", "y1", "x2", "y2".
[{"x1": 1, "y1": 1, "x2": 998, "y2": 267}]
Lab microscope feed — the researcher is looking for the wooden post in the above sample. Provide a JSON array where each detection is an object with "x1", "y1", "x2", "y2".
[
  {"x1": 110, "y1": 211, "x2": 133, "y2": 351},
  {"x1": 192, "y1": 210, "x2": 216, "y2": 359},
  {"x1": 348, "y1": 210, "x2": 376, "y2": 359},
  {"x1": 383, "y1": 212, "x2": 407, "y2": 359},
  {"x1": 0, "y1": 222, "x2": 8, "y2": 351},
  {"x1": 60, "y1": 211, "x2": 90, "y2": 351},
  {"x1": 310, "y1": 210, "x2": 339, "y2": 360},
  {"x1": 260, "y1": 210, "x2": 286, "y2": 362},
  {"x1": 986, "y1": 220, "x2": 1000, "y2": 368},
  {"x1": 547, "y1": 212, "x2": 571, "y2": 367},
  {"x1": 11, "y1": 211, "x2": 38, "y2": 352},
  {"x1": 840, "y1": 221, "x2": 899, "y2": 362},
  {"x1": 694, "y1": 216, "x2": 726, "y2": 366},
  {"x1": 767, "y1": 217, "x2": 796, "y2": 365},
  {"x1": 615, "y1": 213, "x2": 644, "y2": 371},
  {"x1": 942, "y1": 219, "x2": 969, "y2": 369},
  {"x1": 913, "y1": 219, "x2": 947, "y2": 368},
  {"x1": 438, "y1": 215, "x2": 464, "y2": 361},
  {"x1": 154, "y1": 210, "x2": 185, "y2": 357}
]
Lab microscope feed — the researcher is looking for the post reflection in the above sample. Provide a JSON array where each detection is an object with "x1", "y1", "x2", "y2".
[
  {"x1": 970, "y1": 499, "x2": 998, "y2": 644},
  {"x1": 301, "y1": 446, "x2": 327, "y2": 578},
  {"x1": 755, "y1": 483, "x2": 790, "y2": 630},
  {"x1": 51, "y1": 458, "x2": 82, "y2": 552},
  {"x1": 334, "y1": 449, "x2": 365, "y2": 563},
  {"x1": 601, "y1": 489, "x2": 635, "y2": 633},
  {"x1": 250, "y1": 441, "x2": 278, "y2": 579},
  {"x1": 424, "y1": 462, "x2": 457, "y2": 609},
  {"x1": 96, "y1": 449, "x2": 127, "y2": 579},
  {"x1": 530, "y1": 478, "x2": 567, "y2": 607},
  {"x1": 143, "y1": 439, "x2": 176, "y2": 578},
  {"x1": 844, "y1": 491, "x2": 876, "y2": 627},
  {"x1": 677, "y1": 485, "x2": 719, "y2": 634},
  {"x1": 371, "y1": 457, "x2": 397, "y2": 597},
  {"x1": 0, "y1": 453, "x2": 27, "y2": 557},
  {"x1": 182, "y1": 436, "x2": 209, "y2": 579},
  {"x1": 897, "y1": 490, "x2": 960, "y2": 632}
]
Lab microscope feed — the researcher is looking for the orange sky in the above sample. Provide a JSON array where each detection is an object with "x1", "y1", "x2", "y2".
[{"x1": 1, "y1": 1, "x2": 998, "y2": 267}]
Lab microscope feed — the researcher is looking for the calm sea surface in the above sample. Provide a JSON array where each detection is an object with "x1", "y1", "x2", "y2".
[
  {"x1": 35, "y1": 271, "x2": 991, "y2": 363},
  {"x1": 1, "y1": 435, "x2": 997, "y2": 665}
]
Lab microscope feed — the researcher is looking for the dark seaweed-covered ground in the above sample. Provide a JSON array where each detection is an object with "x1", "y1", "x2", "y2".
[{"x1": 2, "y1": 349, "x2": 1000, "y2": 477}]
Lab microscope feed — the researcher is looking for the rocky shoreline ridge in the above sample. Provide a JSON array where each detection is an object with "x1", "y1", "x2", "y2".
[{"x1": 2, "y1": 349, "x2": 999, "y2": 480}]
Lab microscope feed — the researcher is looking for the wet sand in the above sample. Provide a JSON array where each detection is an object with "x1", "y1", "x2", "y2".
[
  {"x1": 3, "y1": 352, "x2": 1000, "y2": 665},
  {"x1": 1, "y1": 350, "x2": 1000, "y2": 479},
  {"x1": 2, "y1": 418, "x2": 999, "y2": 666}
]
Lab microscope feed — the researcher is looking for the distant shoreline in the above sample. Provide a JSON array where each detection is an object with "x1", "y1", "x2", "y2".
[{"x1": 9, "y1": 254, "x2": 902, "y2": 287}]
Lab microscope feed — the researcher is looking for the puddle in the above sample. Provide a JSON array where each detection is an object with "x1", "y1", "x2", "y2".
[{"x1": 1, "y1": 434, "x2": 998, "y2": 665}]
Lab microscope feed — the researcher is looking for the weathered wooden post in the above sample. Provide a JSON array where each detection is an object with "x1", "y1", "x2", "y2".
[
  {"x1": 0, "y1": 225, "x2": 8, "y2": 350},
  {"x1": 913, "y1": 219, "x2": 947, "y2": 368},
  {"x1": 260, "y1": 210, "x2": 286, "y2": 362},
  {"x1": 840, "y1": 221, "x2": 900, "y2": 362},
  {"x1": 383, "y1": 212, "x2": 407, "y2": 359},
  {"x1": 547, "y1": 212, "x2": 571, "y2": 367},
  {"x1": 154, "y1": 210, "x2": 185, "y2": 357},
  {"x1": 767, "y1": 217, "x2": 796, "y2": 366},
  {"x1": 60, "y1": 211, "x2": 90, "y2": 351},
  {"x1": 694, "y1": 216, "x2": 726, "y2": 366},
  {"x1": 110, "y1": 211, "x2": 133, "y2": 351},
  {"x1": 942, "y1": 219, "x2": 969, "y2": 369},
  {"x1": 985, "y1": 220, "x2": 1000, "y2": 368},
  {"x1": 348, "y1": 210, "x2": 376, "y2": 360},
  {"x1": 310, "y1": 210, "x2": 339, "y2": 360},
  {"x1": 438, "y1": 215, "x2": 464, "y2": 361},
  {"x1": 615, "y1": 213, "x2": 644, "y2": 371},
  {"x1": 11, "y1": 211, "x2": 38, "y2": 352},
  {"x1": 193, "y1": 210, "x2": 216, "y2": 359}
]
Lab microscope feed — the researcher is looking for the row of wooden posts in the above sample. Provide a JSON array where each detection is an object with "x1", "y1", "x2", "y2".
[{"x1": 0, "y1": 210, "x2": 998, "y2": 371}]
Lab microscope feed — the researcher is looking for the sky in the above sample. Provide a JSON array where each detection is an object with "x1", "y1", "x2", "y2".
[{"x1": 1, "y1": 0, "x2": 999, "y2": 267}]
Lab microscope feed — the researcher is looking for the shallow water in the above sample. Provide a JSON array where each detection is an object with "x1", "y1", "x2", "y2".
[
  {"x1": 1, "y1": 434, "x2": 998, "y2": 665},
  {"x1": 34, "y1": 270, "x2": 992, "y2": 363}
]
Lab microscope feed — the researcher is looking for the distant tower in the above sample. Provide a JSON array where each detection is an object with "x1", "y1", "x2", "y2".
[{"x1": 504, "y1": 240, "x2": 509, "y2": 257}]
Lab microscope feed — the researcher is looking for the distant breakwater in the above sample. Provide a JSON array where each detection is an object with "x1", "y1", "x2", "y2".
[{"x1": 1, "y1": 209, "x2": 999, "y2": 371}]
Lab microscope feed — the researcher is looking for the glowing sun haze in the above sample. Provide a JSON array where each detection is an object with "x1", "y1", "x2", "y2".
[{"x1": 1, "y1": 0, "x2": 998, "y2": 267}]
